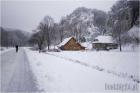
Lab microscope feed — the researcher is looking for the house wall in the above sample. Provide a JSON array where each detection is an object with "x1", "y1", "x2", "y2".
[
  {"x1": 92, "y1": 43, "x2": 118, "y2": 50},
  {"x1": 63, "y1": 38, "x2": 85, "y2": 50},
  {"x1": 92, "y1": 43, "x2": 107, "y2": 50}
]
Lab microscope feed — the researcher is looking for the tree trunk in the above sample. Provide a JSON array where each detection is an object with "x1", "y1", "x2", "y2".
[
  {"x1": 60, "y1": 35, "x2": 63, "y2": 42},
  {"x1": 60, "y1": 30, "x2": 63, "y2": 42},
  {"x1": 48, "y1": 44, "x2": 50, "y2": 50},
  {"x1": 38, "y1": 43, "x2": 41, "y2": 53},
  {"x1": 118, "y1": 33, "x2": 122, "y2": 51}
]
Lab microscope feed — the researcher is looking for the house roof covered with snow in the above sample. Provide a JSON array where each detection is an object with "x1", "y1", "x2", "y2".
[
  {"x1": 58, "y1": 37, "x2": 74, "y2": 47},
  {"x1": 92, "y1": 35, "x2": 114, "y2": 44},
  {"x1": 81, "y1": 42, "x2": 92, "y2": 49}
]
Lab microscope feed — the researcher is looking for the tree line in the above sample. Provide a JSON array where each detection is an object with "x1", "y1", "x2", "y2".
[{"x1": 107, "y1": 0, "x2": 139, "y2": 51}]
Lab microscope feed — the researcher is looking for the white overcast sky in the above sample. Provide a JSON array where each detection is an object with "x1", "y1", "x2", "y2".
[{"x1": 1, "y1": 0, "x2": 117, "y2": 32}]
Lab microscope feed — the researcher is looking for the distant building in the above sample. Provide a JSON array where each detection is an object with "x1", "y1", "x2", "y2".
[
  {"x1": 58, "y1": 37, "x2": 85, "y2": 50},
  {"x1": 92, "y1": 35, "x2": 118, "y2": 50}
]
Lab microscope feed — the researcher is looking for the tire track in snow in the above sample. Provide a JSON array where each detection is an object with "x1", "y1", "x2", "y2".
[{"x1": 45, "y1": 52, "x2": 139, "y2": 84}]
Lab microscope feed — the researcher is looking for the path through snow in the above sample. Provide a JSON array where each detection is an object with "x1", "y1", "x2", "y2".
[{"x1": 1, "y1": 48, "x2": 38, "y2": 92}]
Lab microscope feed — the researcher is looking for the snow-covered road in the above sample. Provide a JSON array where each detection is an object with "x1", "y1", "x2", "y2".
[{"x1": 1, "y1": 48, "x2": 38, "y2": 92}]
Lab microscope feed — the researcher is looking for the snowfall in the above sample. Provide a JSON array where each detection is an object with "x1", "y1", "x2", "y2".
[{"x1": 21, "y1": 45, "x2": 140, "y2": 92}]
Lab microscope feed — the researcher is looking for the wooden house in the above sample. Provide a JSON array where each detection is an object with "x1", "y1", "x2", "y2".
[
  {"x1": 92, "y1": 35, "x2": 118, "y2": 50},
  {"x1": 58, "y1": 37, "x2": 85, "y2": 50}
]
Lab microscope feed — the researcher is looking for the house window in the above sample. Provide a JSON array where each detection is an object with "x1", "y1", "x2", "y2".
[{"x1": 94, "y1": 39, "x2": 98, "y2": 41}]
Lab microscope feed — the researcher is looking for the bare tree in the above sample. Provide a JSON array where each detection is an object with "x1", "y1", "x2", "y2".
[
  {"x1": 29, "y1": 31, "x2": 44, "y2": 52},
  {"x1": 108, "y1": 0, "x2": 133, "y2": 51},
  {"x1": 59, "y1": 17, "x2": 66, "y2": 42},
  {"x1": 38, "y1": 16, "x2": 54, "y2": 50},
  {"x1": 51, "y1": 23, "x2": 60, "y2": 48},
  {"x1": 59, "y1": 28, "x2": 64, "y2": 42},
  {"x1": 30, "y1": 16, "x2": 54, "y2": 51}
]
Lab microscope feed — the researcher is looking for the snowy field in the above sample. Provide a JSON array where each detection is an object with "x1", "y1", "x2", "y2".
[{"x1": 25, "y1": 47, "x2": 140, "y2": 92}]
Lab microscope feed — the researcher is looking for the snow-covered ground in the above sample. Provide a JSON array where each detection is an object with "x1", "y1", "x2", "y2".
[
  {"x1": 25, "y1": 47, "x2": 139, "y2": 92},
  {"x1": 0, "y1": 47, "x2": 14, "y2": 54},
  {"x1": 111, "y1": 44, "x2": 140, "y2": 52}
]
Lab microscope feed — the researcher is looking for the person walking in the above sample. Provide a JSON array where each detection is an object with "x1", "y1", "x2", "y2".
[{"x1": 15, "y1": 45, "x2": 18, "y2": 52}]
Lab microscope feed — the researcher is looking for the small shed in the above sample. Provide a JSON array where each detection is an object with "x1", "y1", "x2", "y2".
[
  {"x1": 92, "y1": 35, "x2": 118, "y2": 50},
  {"x1": 58, "y1": 37, "x2": 85, "y2": 50}
]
